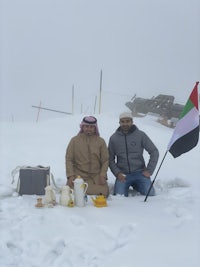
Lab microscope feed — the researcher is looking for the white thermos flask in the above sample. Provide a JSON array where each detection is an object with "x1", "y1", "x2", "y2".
[{"x1": 73, "y1": 176, "x2": 88, "y2": 207}]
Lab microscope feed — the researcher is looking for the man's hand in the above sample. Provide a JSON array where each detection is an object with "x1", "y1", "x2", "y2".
[
  {"x1": 117, "y1": 173, "x2": 126, "y2": 182},
  {"x1": 142, "y1": 170, "x2": 151, "y2": 178},
  {"x1": 99, "y1": 176, "x2": 106, "y2": 185},
  {"x1": 67, "y1": 175, "x2": 76, "y2": 187}
]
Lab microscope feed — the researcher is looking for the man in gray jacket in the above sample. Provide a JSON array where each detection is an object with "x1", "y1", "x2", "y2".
[{"x1": 108, "y1": 112, "x2": 159, "y2": 196}]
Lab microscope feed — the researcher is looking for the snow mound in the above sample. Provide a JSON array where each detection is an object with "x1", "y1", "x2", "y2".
[
  {"x1": 155, "y1": 177, "x2": 190, "y2": 192},
  {"x1": 0, "y1": 184, "x2": 15, "y2": 198}
]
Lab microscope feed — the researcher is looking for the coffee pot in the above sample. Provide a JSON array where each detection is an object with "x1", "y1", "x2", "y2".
[
  {"x1": 44, "y1": 185, "x2": 56, "y2": 205},
  {"x1": 91, "y1": 194, "x2": 107, "y2": 207},
  {"x1": 59, "y1": 185, "x2": 74, "y2": 207},
  {"x1": 73, "y1": 176, "x2": 88, "y2": 207}
]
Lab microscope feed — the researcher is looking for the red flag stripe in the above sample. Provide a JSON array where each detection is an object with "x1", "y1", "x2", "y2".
[{"x1": 190, "y1": 81, "x2": 199, "y2": 110}]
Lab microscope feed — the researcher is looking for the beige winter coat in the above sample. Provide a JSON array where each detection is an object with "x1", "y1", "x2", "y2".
[{"x1": 65, "y1": 133, "x2": 109, "y2": 196}]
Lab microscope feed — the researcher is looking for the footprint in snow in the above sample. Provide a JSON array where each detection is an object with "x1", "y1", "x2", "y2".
[
  {"x1": 43, "y1": 239, "x2": 66, "y2": 265},
  {"x1": 114, "y1": 224, "x2": 136, "y2": 250},
  {"x1": 6, "y1": 241, "x2": 23, "y2": 256},
  {"x1": 69, "y1": 215, "x2": 86, "y2": 226}
]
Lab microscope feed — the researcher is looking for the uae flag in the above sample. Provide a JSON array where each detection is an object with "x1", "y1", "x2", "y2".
[{"x1": 167, "y1": 82, "x2": 199, "y2": 158}]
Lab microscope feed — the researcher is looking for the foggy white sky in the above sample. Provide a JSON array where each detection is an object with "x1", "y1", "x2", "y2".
[{"x1": 0, "y1": 0, "x2": 199, "y2": 120}]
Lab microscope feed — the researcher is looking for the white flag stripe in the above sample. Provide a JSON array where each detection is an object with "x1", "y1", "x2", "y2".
[{"x1": 167, "y1": 107, "x2": 199, "y2": 150}]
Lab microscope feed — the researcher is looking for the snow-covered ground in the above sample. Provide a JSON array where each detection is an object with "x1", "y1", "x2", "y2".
[{"x1": 0, "y1": 113, "x2": 199, "y2": 267}]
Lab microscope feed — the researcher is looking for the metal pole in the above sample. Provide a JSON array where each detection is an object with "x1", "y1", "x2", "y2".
[
  {"x1": 99, "y1": 70, "x2": 102, "y2": 114},
  {"x1": 144, "y1": 151, "x2": 168, "y2": 202},
  {"x1": 36, "y1": 101, "x2": 42, "y2": 122},
  {"x1": 94, "y1": 95, "x2": 97, "y2": 114},
  {"x1": 32, "y1": 105, "x2": 71, "y2": 115},
  {"x1": 72, "y1": 84, "x2": 74, "y2": 115}
]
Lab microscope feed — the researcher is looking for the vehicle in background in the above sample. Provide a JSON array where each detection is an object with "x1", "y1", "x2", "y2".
[{"x1": 125, "y1": 94, "x2": 184, "y2": 128}]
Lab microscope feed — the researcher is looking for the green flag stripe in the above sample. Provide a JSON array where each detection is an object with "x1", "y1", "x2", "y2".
[{"x1": 179, "y1": 99, "x2": 194, "y2": 119}]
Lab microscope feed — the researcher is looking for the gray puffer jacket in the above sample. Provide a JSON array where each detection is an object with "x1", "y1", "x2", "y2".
[{"x1": 108, "y1": 125, "x2": 159, "y2": 177}]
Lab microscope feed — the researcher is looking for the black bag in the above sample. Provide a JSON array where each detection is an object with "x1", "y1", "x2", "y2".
[
  {"x1": 12, "y1": 165, "x2": 51, "y2": 195},
  {"x1": 19, "y1": 166, "x2": 50, "y2": 195}
]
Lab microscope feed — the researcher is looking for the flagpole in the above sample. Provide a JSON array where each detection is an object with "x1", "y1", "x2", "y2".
[
  {"x1": 144, "y1": 151, "x2": 168, "y2": 202},
  {"x1": 145, "y1": 82, "x2": 199, "y2": 202}
]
